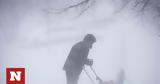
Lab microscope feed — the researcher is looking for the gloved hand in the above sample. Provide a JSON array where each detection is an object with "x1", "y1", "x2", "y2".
[{"x1": 86, "y1": 59, "x2": 93, "y2": 66}]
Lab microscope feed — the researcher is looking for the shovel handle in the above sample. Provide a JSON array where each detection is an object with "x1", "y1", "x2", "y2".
[
  {"x1": 83, "y1": 67, "x2": 96, "y2": 84},
  {"x1": 90, "y1": 66, "x2": 103, "y2": 82}
]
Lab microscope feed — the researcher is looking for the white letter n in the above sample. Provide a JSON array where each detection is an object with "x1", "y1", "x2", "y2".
[{"x1": 10, "y1": 71, "x2": 22, "y2": 81}]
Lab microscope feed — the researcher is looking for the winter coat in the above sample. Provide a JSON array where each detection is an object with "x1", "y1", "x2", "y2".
[{"x1": 63, "y1": 41, "x2": 90, "y2": 72}]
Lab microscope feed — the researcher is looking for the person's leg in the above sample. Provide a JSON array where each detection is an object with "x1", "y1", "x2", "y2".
[{"x1": 66, "y1": 71, "x2": 79, "y2": 84}]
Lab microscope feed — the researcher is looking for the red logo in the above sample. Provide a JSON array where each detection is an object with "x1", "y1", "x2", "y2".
[{"x1": 6, "y1": 68, "x2": 25, "y2": 84}]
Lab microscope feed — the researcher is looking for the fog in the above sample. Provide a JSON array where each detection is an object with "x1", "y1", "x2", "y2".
[{"x1": 0, "y1": 0, "x2": 160, "y2": 84}]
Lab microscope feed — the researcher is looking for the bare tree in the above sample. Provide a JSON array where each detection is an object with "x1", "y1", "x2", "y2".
[
  {"x1": 55, "y1": 0, "x2": 95, "y2": 16},
  {"x1": 43, "y1": 0, "x2": 160, "y2": 17},
  {"x1": 132, "y1": 0, "x2": 150, "y2": 11}
]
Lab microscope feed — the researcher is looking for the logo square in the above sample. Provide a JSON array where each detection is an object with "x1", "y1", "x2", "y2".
[{"x1": 6, "y1": 68, "x2": 25, "y2": 84}]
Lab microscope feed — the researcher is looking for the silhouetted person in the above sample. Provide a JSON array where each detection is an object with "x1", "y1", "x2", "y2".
[{"x1": 63, "y1": 34, "x2": 96, "y2": 84}]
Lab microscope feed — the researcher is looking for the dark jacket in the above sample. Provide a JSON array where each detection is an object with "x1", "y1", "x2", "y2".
[{"x1": 63, "y1": 41, "x2": 90, "y2": 72}]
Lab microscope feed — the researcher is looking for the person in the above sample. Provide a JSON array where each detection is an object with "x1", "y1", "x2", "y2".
[{"x1": 63, "y1": 34, "x2": 96, "y2": 84}]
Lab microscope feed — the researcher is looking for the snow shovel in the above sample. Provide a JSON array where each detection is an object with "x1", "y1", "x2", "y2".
[
  {"x1": 83, "y1": 67, "x2": 96, "y2": 84},
  {"x1": 89, "y1": 66, "x2": 115, "y2": 84},
  {"x1": 89, "y1": 66, "x2": 105, "y2": 84},
  {"x1": 83, "y1": 66, "x2": 107, "y2": 84}
]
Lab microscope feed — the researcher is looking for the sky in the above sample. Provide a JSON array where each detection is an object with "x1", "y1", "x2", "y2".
[{"x1": 0, "y1": 0, "x2": 160, "y2": 84}]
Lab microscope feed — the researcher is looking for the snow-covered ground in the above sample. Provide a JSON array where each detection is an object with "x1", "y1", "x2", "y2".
[{"x1": 0, "y1": 0, "x2": 160, "y2": 84}]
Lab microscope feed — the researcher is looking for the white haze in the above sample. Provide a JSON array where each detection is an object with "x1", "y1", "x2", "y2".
[{"x1": 0, "y1": 0, "x2": 160, "y2": 84}]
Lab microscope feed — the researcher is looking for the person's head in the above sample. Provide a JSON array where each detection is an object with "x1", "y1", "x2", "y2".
[{"x1": 83, "y1": 34, "x2": 96, "y2": 48}]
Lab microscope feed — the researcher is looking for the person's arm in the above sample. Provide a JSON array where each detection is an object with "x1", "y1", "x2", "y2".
[
  {"x1": 85, "y1": 59, "x2": 93, "y2": 66},
  {"x1": 80, "y1": 47, "x2": 93, "y2": 66}
]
